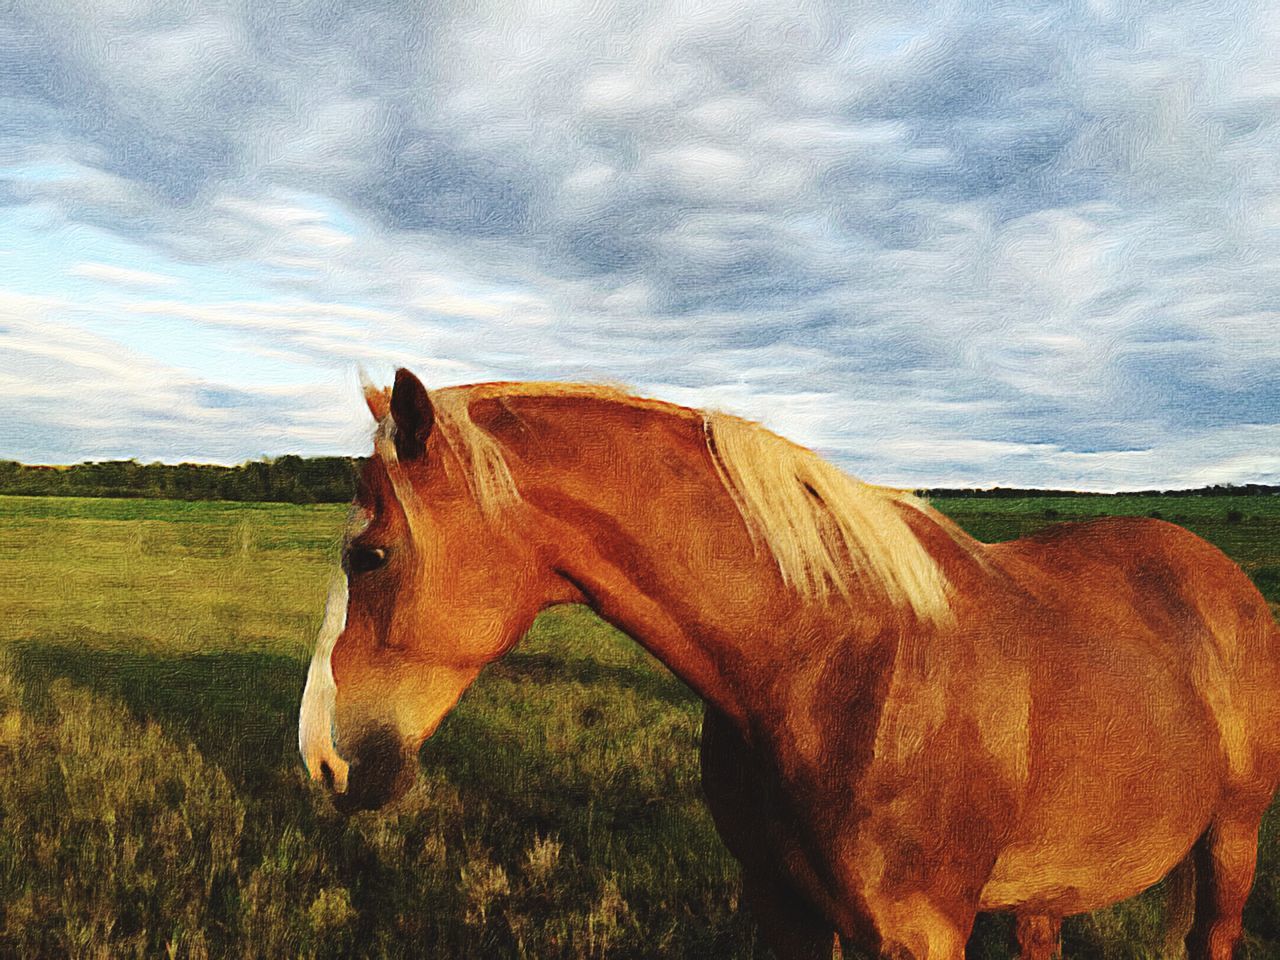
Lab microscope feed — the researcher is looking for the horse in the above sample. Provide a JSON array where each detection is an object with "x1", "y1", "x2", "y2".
[{"x1": 299, "y1": 368, "x2": 1280, "y2": 960}]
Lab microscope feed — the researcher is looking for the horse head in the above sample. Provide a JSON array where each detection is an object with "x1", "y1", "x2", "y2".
[{"x1": 297, "y1": 368, "x2": 566, "y2": 812}]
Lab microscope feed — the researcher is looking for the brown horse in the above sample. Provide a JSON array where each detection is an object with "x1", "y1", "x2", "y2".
[{"x1": 299, "y1": 369, "x2": 1280, "y2": 960}]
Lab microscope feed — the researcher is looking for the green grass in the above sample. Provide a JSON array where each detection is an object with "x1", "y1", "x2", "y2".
[{"x1": 0, "y1": 493, "x2": 1277, "y2": 959}]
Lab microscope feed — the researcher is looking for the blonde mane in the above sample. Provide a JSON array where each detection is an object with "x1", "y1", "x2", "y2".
[
  {"x1": 702, "y1": 411, "x2": 953, "y2": 624},
  {"x1": 379, "y1": 381, "x2": 953, "y2": 624}
]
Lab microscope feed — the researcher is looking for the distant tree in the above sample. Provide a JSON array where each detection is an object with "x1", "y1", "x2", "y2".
[{"x1": 0, "y1": 457, "x2": 361, "y2": 502}]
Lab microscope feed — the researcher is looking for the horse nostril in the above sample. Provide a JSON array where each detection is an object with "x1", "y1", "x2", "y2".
[
  {"x1": 331, "y1": 725, "x2": 408, "y2": 814},
  {"x1": 319, "y1": 760, "x2": 335, "y2": 791}
]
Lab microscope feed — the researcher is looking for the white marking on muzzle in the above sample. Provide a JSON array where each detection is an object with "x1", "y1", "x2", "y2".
[{"x1": 299, "y1": 573, "x2": 352, "y2": 793}]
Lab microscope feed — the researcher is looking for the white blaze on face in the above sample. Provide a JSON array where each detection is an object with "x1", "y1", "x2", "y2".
[{"x1": 299, "y1": 573, "x2": 352, "y2": 793}]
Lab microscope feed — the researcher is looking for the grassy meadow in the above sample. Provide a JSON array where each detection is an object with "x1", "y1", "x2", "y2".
[{"x1": 0, "y1": 492, "x2": 1277, "y2": 959}]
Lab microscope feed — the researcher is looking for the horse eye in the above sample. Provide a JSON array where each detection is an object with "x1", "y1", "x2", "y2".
[{"x1": 346, "y1": 546, "x2": 388, "y2": 575}]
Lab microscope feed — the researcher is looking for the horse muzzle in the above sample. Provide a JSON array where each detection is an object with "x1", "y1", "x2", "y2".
[{"x1": 318, "y1": 724, "x2": 412, "y2": 814}]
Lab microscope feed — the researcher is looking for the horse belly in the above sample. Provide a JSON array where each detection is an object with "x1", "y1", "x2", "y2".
[
  {"x1": 979, "y1": 648, "x2": 1227, "y2": 915},
  {"x1": 978, "y1": 817, "x2": 1204, "y2": 915}
]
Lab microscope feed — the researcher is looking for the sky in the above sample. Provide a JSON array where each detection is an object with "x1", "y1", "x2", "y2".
[{"x1": 1, "y1": 1, "x2": 1277, "y2": 490}]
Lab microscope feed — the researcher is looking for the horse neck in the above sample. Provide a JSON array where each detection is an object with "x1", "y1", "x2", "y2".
[{"x1": 494, "y1": 394, "x2": 937, "y2": 736}]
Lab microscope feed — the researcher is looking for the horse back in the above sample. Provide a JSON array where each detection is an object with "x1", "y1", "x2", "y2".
[{"x1": 991, "y1": 516, "x2": 1274, "y2": 658}]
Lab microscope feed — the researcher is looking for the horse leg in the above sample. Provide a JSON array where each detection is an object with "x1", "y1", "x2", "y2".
[
  {"x1": 700, "y1": 707, "x2": 839, "y2": 959},
  {"x1": 860, "y1": 895, "x2": 971, "y2": 960},
  {"x1": 743, "y1": 868, "x2": 838, "y2": 960},
  {"x1": 1186, "y1": 813, "x2": 1264, "y2": 960},
  {"x1": 1163, "y1": 850, "x2": 1197, "y2": 958},
  {"x1": 1013, "y1": 914, "x2": 1061, "y2": 960}
]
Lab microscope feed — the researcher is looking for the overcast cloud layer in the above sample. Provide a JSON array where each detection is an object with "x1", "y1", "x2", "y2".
[{"x1": 1, "y1": 0, "x2": 1277, "y2": 488}]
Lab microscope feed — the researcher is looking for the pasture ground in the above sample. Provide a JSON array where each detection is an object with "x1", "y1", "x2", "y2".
[{"x1": 0, "y1": 493, "x2": 1277, "y2": 959}]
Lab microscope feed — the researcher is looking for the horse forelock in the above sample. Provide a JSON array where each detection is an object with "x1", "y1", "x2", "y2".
[
  {"x1": 370, "y1": 412, "x2": 428, "y2": 536},
  {"x1": 429, "y1": 388, "x2": 520, "y2": 516},
  {"x1": 369, "y1": 387, "x2": 522, "y2": 526}
]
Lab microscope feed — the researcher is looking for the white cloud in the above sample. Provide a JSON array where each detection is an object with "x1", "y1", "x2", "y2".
[
  {"x1": 69, "y1": 262, "x2": 179, "y2": 288},
  {"x1": 0, "y1": 296, "x2": 367, "y2": 463}
]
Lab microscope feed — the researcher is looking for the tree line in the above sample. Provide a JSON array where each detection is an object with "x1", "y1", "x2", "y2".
[
  {"x1": 0, "y1": 457, "x2": 362, "y2": 503},
  {"x1": 0, "y1": 458, "x2": 1274, "y2": 504},
  {"x1": 923, "y1": 484, "x2": 1280, "y2": 498}
]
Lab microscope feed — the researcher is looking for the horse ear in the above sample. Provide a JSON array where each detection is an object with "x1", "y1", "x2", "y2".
[
  {"x1": 361, "y1": 369, "x2": 392, "y2": 421},
  {"x1": 390, "y1": 367, "x2": 434, "y2": 460}
]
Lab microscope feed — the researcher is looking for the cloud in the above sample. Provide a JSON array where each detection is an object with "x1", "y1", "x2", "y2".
[
  {"x1": 0, "y1": 291, "x2": 367, "y2": 464},
  {"x1": 0, "y1": 1, "x2": 1276, "y2": 486},
  {"x1": 69, "y1": 262, "x2": 179, "y2": 288}
]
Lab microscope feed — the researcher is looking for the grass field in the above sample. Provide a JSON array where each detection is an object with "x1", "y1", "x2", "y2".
[{"x1": 0, "y1": 493, "x2": 1277, "y2": 959}]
